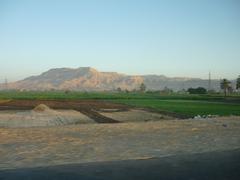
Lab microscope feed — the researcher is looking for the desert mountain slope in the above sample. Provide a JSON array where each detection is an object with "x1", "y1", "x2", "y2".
[{"x1": 2, "y1": 67, "x2": 220, "y2": 91}]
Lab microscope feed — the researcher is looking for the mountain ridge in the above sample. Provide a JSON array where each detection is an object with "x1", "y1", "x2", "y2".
[{"x1": 1, "y1": 67, "x2": 220, "y2": 91}]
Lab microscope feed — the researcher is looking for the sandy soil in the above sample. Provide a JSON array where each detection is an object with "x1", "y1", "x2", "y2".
[
  {"x1": 0, "y1": 116, "x2": 239, "y2": 170},
  {"x1": 0, "y1": 100, "x2": 130, "y2": 123},
  {"x1": 0, "y1": 109, "x2": 95, "y2": 127},
  {"x1": 99, "y1": 109, "x2": 175, "y2": 122},
  {"x1": 0, "y1": 108, "x2": 170, "y2": 127},
  {"x1": 0, "y1": 100, "x2": 239, "y2": 171},
  {"x1": 0, "y1": 101, "x2": 176, "y2": 127}
]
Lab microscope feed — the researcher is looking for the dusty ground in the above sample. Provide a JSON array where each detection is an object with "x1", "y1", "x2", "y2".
[
  {"x1": 0, "y1": 104, "x2": 95, "y2": 127},
  {"x1": 0, "y1": 100, "x2": 239, "y2": 172},
  {"x1": 99, "y1": 109, "x2": 174, "y2": 122},
  {"x1": 0, "y1": 109, "x2": 95, "y2": 128},
  {"x1": 0, "y1": 116, "x2": 239, "y2": 170},
  {"x1": 0, "y1": 100, "x2": 130, "y2": 123},
  {"x1": 0, "y1": 108, "x2": 175, "y2": 127},
  {"x1": 0, "y1": 100, "x2": 177, "y2": 126}
]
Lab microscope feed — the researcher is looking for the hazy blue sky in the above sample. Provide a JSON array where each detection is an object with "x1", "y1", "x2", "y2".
[{"x1": 0, "y1": 0, "x2": 240, "y2": 82}]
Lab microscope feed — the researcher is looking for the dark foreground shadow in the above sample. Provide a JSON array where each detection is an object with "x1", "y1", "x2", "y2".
[{"x1": 0, "y1": 149, "x2": 240, "y2": 180}]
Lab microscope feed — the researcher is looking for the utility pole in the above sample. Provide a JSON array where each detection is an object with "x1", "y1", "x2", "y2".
[
  {"x1": 4, "y1": 78, "x2": 8, "y2": 90},
  {"x1": 208, "y1": 71, "x2": 211, "y2": 91}
]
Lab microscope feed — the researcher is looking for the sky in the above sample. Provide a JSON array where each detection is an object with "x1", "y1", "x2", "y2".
[{"x1": 0, "y1": 0, "x2": 240, "y2": 82}]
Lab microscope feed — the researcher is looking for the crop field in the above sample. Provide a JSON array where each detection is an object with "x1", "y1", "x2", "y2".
[
  {"x1": 1, "y1": 90, "x2": 240, "y2": 100},
  {"x1": 112, "y1": 99, "x2": 240, "y2": 117},
  {"x1": 0, "y1": 91, "x2": 240, "y2": 117}
]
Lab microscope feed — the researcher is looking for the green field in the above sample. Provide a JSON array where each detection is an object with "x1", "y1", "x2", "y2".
[
  {"x1": 111, "y1": 99, "x2": 240, "y2": 117},
  {"x1": 0, "y1": 91, "x2": 240, "y2": 117}
]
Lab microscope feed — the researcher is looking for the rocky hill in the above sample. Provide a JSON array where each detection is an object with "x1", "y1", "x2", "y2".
[{"x1": 1, "y1": 67, "x2": 220, "y2": 91}]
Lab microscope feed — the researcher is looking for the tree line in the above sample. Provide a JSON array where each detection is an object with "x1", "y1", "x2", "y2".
[
  {"x1": 115, "y1": 75, "x2": 240, "y2": 97},
  {"x1": 220, "y1": 76, "x2": 240, "y2": 97}
]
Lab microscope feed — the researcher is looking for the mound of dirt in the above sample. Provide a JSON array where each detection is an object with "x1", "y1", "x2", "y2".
[
  {"x1": 33, "y1": 104, "x2": 51, "y2": 112},
  {"x1": 0, "y1": 109, "x2": 95, "y2": 128}
]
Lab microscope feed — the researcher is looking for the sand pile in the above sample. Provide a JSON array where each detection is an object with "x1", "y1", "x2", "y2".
[
  {"x1": 31, "y1": 104, "x2": 57, "y2": 115},
  {"x1": 0, "y1": 104, "x2": 95, "y2": 128},
  {"x1": 33, "y1": 104, "x2": 51, "y2": 112}
]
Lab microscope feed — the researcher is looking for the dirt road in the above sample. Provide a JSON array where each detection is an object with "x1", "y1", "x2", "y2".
[{"x1": 0, "y1": 117, "x2": 239, "y2": 170}]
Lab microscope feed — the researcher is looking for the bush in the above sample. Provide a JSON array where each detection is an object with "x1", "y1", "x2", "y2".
[{"x1": 188, "y1": 87, "x2": 207, "y2": 94}]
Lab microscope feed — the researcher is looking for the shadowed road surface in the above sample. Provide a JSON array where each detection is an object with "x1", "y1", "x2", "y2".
[{"x1": 0, "y1": 149, "x2": 239, "y2": 180}]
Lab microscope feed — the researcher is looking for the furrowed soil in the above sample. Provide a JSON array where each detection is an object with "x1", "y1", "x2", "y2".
[{"x1": 0, "y1": 100, "x2": 129, "y2": 110}]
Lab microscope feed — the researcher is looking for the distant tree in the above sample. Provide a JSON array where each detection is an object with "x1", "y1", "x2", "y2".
[
  {"x1": 177, "y1": 89, "x2": 188, "y2": 94},
  {"x1": 130, "y1": 88, "x2": 136, "y2": 93},
  {"x1": 146, "y1": 90, "x2": 156, "y2": 94},
  {"x1": 125, "y1": 89, "x2": 129, "y2": 93},
  {"x1": 207, "y1": 89, "x2": 216, "y2": 94},
  {"x1": 139, "y1": 83, "x2": 146, "y2": 92},
  {"x1": 64, "y1": 89, "x2": 70, "y2": 94},
  {"x1": 220, "y1": 79, "x2": 231, "y2": 97},
  {"x1": 188, "y1": 87, "x2": 207, "y2": 94},
  {"x1": 228, "y1": 86, "x2": 233, "y2": 94},
  {"x1": 117, "y1": 87, "x2": 122, "y2": 92},
  {"x1": 236, "y1": 75, "x2": 240, "y2": 90},
  {"x1": 161, "y1": 86, "x2": 173, "y2": 94}
]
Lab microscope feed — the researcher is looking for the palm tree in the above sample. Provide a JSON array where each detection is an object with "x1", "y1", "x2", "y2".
[
  {"x1": 220, "y1": 79, "x2": 231, "y2": 97},
  {"x1": 236, "y1": 75, "x2": 240, "y2": 90}
]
